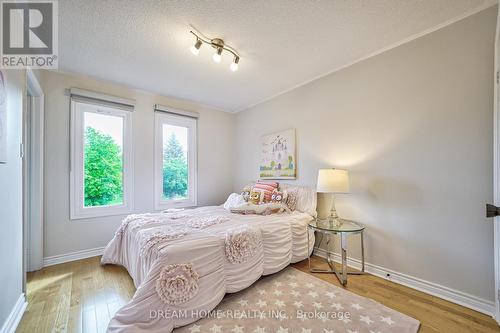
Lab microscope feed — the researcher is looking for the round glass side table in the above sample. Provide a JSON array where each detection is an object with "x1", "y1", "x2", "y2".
[{"x1": 307, "y1": 218, "x2": 365, "y2": 286}]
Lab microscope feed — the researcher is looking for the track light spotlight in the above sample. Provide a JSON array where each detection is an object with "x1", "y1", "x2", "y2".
[
  {"x1": 230, "y1": 56, "x2": 239, "y2": 72},
  {"x1": 213, "y1": 47, "x2": 223, "y2": 63},
  {"x1": 190, "y1": 39, "x2": 202, "y2": 55}
]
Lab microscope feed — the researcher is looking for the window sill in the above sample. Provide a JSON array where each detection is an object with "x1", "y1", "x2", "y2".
[
  {"x1": 154, "y1": 199, "x2": 197, "y2": 212},
  {"x1": 70, "y1": 206, "x2": 134, "y2": 220}
]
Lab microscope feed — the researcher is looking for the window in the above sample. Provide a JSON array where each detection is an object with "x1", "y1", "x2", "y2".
[
  {"x1": 70, "y1": 99, "x2": 133, "y2": 219},
  {"x1": 154, "y1": 111, "x2": 197, "y2": 210}
]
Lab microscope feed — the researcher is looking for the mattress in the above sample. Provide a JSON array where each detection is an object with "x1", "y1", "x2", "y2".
[{"x1": 101, "y1": 205, "x2": 314, "y2": 332}]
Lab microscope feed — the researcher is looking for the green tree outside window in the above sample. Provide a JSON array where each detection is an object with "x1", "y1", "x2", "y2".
[
  {"x1": 163, "y1": 134, "x2": 188, "y2": 199},
  {"x1": 84, "y1": 127, "x2": 123, "y2": 206}
]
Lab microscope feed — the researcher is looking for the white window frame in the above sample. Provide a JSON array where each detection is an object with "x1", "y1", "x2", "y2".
[
  {"x1": 70, "y1": 99, "x2": 134, "y2": 220},
  {"x1": 154, "y1": 111, "x2": 197, "y2": 210}
]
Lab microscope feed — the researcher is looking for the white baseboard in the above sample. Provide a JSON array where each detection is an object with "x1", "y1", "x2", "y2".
[
  {"x1": 313, "y1": 247, "x2": 496, "y2": 317},
  {"x1": 0, "y1": 294, "x2": 27, "y2": 333},
  {"x1": 43, "y1": 246, "x2": 105, "y2": 267}
]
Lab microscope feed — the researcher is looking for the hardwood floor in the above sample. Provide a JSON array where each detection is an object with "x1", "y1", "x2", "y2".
[{"x1": 17, "y1": 256, "x2": 499, "y2": 333}]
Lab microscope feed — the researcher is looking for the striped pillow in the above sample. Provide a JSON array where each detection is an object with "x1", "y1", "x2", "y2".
[{"x1": 253, "y1": 181, "x2": 279, "y2": 203}]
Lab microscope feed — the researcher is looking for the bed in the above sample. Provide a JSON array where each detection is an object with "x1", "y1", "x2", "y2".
[{"x1": 101, "y1": 185, "x2": 316, "y2": 333}]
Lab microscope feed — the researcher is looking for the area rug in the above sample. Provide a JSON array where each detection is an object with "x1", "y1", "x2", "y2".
[{"x1": 174, "y1": 267, "x2": 420, "y2": 333}]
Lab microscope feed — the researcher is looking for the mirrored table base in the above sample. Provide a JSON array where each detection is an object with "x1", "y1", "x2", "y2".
[{"x1": 307, "y1": 229, "x2": 365, "y2": 286}]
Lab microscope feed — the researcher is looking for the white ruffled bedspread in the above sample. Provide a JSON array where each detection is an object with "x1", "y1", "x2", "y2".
[{"x1": 101, "y1": 206, "x2": 314, "y2": 333}]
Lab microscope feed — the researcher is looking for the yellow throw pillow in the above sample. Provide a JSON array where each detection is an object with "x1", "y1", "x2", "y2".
[{"x1": 248, "y1": 191, "x2": 263, "y2": 205}]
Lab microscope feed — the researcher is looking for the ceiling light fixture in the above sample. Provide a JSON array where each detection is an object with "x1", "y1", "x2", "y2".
[{"x1": 189, "y1": 26, "x2": 241, "y2": 72}]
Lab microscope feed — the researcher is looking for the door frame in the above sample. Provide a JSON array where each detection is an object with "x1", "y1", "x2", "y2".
[
  {"x1": 23, "y1": 69, "x2": 44, "y2": 276},
  {"x1": 494, "y1": 4, "x2": 500, "y2": 324}
]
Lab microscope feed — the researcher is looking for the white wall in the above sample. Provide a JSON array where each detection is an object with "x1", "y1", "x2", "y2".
[
  {"x1": 234, "y1": 7, "x2": 496, "y2": 302},
  {"x1": 40, "y1": 70, "x2": 235, "y2": 258},
  {"x1": 0, "y1": 70, "x2": 26, "y2": 329}
]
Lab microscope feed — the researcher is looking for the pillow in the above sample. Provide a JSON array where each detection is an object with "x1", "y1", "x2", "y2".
[
  {"x1": 230, "y1": 202, "x2": 291, "y2": 215},
  {"x1": 284, "y1": 188, "x2": 298, "y2": 211},
  {"x1": 270, "y1": 190, "x2": 286, "y2": 204},
  {"x1": 279, "y1": 184, "x2": 317, "y2": 217},
  {"x1": 223, "y1": 193, "x2": 247, "y2": 210},
  {"x1": 248, "y1": 191, "x2": 263, "y2": 205},
  {"x1": 240, "y1": 184, "x2": 253, "y2": 202},
  {"x1": 253, "y1": 181, "x2": 279, "y2": 203}
]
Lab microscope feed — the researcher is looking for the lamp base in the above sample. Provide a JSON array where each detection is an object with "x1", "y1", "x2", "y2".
[
  {"x1": 316, "y1": 193, "x2": 333, "y2": 219},
  {"x1": 328, "y1": 206, "x2": 343, "y2": 227},
  {"x1": 329, "y1": 216, "x2": 343, "y2": 227},
  {"x1": 316, "y1": 193, "x2": 344, "y2": 226}
]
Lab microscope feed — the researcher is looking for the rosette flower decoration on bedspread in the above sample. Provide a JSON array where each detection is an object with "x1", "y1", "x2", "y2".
[
  {"x1": 156, "y1": 263, "x2": 199, "y2": 305},
  {"x1": 225, "y1": 226, "x2": 260, "y2": 264}
]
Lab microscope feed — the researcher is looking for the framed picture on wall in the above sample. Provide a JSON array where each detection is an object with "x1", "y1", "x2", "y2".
[
  {"x1": 259, "y1": 128, "x2": 296, "y2": 179},
  {"x1": 0, "y1": 71, "x2": 6, "y2": 164}
]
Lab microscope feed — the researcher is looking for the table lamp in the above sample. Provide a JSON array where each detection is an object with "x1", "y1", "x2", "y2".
[{"x1": 317, "y1": 168, "x2": 350, "y2": 225}]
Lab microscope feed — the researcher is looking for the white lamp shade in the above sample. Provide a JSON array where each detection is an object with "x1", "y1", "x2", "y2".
[{"x1": 317, "y1": 169, "x2": 350, "y2": 193}]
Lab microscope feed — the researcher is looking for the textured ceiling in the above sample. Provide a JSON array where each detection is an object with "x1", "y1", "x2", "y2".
[{"x1": 58, "y1": 0, "x2": 496, "y2": 112}]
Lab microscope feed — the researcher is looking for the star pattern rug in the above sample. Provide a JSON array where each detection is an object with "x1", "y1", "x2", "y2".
[{"x1": 174, "y1": 267, "x2": 420, "y2": 333}]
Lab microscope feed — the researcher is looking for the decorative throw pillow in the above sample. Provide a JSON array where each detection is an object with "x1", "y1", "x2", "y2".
[
  {"x1": 253, "y1": 181, "x2": 279, "y2": 203},
  {"x1": 270, "y1": 190, "x2": 286, "y2": 204},
  {"x1": 240, "y1": 184, "x2": 253, "y2": 202},
  {"x1": 223, "y1": 193, "x2": 247, "y2": 210},
  {"x1": 283, "y1": 184, "x2": 317, "y2": 216},
  {"x1": 248, "y1": 191, "x2": 263, "y2": 205},
  {"x1": 284, "y1": 188, "x2": 298, "y2": 211}
]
